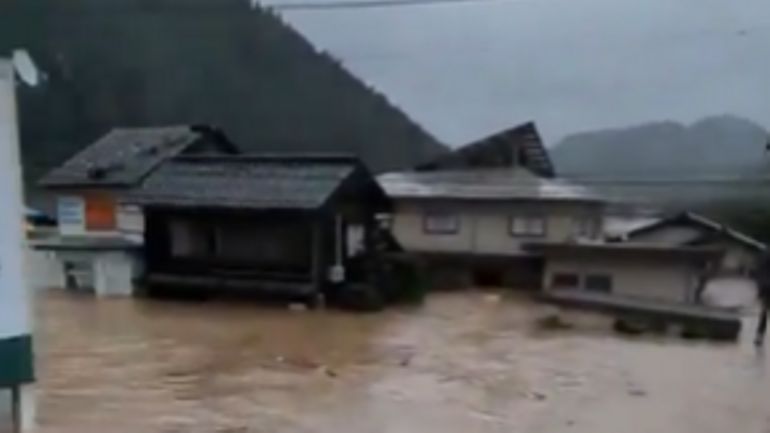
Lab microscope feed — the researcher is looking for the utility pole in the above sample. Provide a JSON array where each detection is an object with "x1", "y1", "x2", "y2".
[{"x1": 0, "y1": 57, "x2": 35, "y2": 433}]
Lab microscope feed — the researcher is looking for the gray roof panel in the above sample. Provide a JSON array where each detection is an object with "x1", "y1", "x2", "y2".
[
  {"x1": 415, "y1": 122, "x2": 556, "y2": 177},
  {"x1": 378, "y1": 168, "x2": 601, "y2": 202},
  {"x1": 127, "y1": 155, "x2": 358, "y2": 210},
  {"x1": 40, "y1": 126, "x2": 202, "y2": 188}
]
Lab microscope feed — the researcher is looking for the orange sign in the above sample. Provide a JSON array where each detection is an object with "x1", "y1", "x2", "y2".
[{"x1": 85, "y1": 194, "x2": 116, "y2": 231}]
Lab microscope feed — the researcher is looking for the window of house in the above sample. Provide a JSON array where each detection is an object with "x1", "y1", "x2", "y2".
[
  {"x1": 585, "y1": 274, "x2": 613, "y2": 293},
  {"x1": 510, "y1": 215, "x2": 546, "y2": 237},
  {"x1": 571, "y1": 217, "x2": 595, "y2": 239},
  {"x1": 346, "y1": 223, "x2": 366, "y2": 257},
  {"x1": 423, "y1": 212, "x2": 460, "y2": 234},
  {"x1": 551, "y1": 273, "x2": 579, "y2": 289},
  {"x1": 170, "y1": 219, "x2": 210, "y2": 258}
]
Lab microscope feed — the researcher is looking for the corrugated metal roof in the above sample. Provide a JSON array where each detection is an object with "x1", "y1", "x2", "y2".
[
  {"x1": 127, "y1": 155, "x2": 359, "y2": 210},
  {"x1": 415, "y1": 122, "x2": 556, "y2": 178},
  {"x1": 603, "y1": 215, "x2": 663, "y2": 238},
  {"x1": 377, "y1": 168, "x2": 601, "y2": 202},
  {"x1": 40, "y1": 126, "x2": 204, "y2": 188},
  {"x1": 622, "y1": 211, "x2": 767, "y2": 252}
]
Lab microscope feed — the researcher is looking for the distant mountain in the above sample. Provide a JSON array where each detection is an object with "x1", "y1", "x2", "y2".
[
  {"x1": 552, "y1": 115, "x2": 769, "y2": 178},
  {"x1": 0, "y1": 0, "x2": 445, "y2": 184}
]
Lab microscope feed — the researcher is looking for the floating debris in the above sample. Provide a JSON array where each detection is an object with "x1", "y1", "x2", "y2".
[{"x1": 535, "y1": 314, "x2": 574, "y2": 331}]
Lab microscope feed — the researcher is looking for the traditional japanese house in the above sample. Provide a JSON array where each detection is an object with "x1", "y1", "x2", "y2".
[
  {"x1": 35, "y1": 125, "x2": 237, "y2": 296},
  {"x1": 126, "y1": 154, "x2": 391, "y2": 301}
]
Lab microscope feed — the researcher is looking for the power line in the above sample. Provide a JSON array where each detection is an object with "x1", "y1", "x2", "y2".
[{"x1": 263, "y1": 0, "x2": 510, "y2": 11}]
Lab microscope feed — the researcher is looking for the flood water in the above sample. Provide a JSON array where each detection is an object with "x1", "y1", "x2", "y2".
[{"x1": 35, "y1": 289, "x2": 770, "y2": 433}]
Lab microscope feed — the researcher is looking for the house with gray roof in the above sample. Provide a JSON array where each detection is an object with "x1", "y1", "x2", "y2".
[
  {"x1": 34, "y1": 125, "x2": 237, "y2": 296},
  {"x1": 377, "y1": 167, "x2": 605, "y2": 288},
  {"x1": 125, "y1": 154, "x2": 391, "y2": 302},
  {"x1": 613, "y1": 211, "x2": 766, "y2": 275}
]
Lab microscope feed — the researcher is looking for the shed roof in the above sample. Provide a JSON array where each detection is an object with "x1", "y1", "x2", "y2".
[
  {"x1": 377, "y1": 168, "x2": 601, "y2": 203},
  {"x1": 126, "y1": 154, "x2": 375, "y2": 211},
  {"x1": 39, "y1": 125, "x2": 236, "y2": 188},
  {"x1": 620, "y1": 211, "x2": 766, "y2": 252},
  {"x1": 415, "y1": 122, "x2": 555, "y2": 177}
]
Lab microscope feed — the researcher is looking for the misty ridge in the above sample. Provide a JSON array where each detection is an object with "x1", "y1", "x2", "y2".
[
  {"x1": 552, "y1": 114, "x2": 770, "y2": 179},
  {"x1": 3, "y1": 0, "x2": 769, "y2": 190}
]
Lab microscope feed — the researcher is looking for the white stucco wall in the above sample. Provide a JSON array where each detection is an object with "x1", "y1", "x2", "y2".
[
  {"x1": 117, "y1": 205, "x2": 144, "y2": 241},
  {"x1": 46, "y1": 250, "x2": 140, "y2": 297},
  {"x1": 543, "y1": 255, "x2": 697, "y2": 304},
  {"x1": 391, "y1": 200, "x2": 603, "y2": 256},
  {"x1": 93, "y1": 252, "x2": 137, "y2": 297}
]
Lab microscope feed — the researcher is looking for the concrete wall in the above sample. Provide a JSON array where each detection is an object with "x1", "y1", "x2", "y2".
[
  {"x1": 0, "y1": 388, "x2": 11, "y2": 433},
  {"x1": 391, "y1": 200, "x2": 603, "y2": 255},
  {"x1": 44, "y1": 250, "x2": 140, "y2": 296},
  {"x1": 543, "y1": 255, "x2": 697, "y2": 304},
  {"x1": 93, "y1": 252, "x2": 139, "y2": 296},
  {"x1": 24, "y1": 249, "x2": 64, "y2": 291}
]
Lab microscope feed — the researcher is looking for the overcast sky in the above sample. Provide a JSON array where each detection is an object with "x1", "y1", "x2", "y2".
[{"x1": 277, "y1": 0, "x2": 770, "y2": 146}]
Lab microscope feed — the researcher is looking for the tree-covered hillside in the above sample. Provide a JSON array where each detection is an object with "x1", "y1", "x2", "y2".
[{"x1": 0, "y1": 0, "x2": 445, "y2": 183}]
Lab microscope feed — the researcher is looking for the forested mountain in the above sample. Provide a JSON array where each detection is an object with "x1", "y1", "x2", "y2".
[
  {"x1": 0, "y1": 0, "x2": 445, "y2": 184},
  {"x1": 552, "y1": 115, "x2": 768, "y2": 178}
]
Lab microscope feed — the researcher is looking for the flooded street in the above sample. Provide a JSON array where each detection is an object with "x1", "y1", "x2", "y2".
[{"x1": 35, "y1": 290, "x2": 770, "y2": 433}]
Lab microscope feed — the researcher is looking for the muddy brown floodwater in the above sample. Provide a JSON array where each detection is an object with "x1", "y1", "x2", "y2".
[{"x1": 35, "y1": 290, "x2": 770, "y2": 433}]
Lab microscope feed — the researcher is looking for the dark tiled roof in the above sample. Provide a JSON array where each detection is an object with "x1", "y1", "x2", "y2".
[
  {"x1": 415, "y1": 122, "x2": 556, "y2": 178},
  {"x1": 127, "y1": 154, "x2": 361, "y2": 210},
  {"x1": 39, "y1": 126, "x2": 216, "y2": 188}
]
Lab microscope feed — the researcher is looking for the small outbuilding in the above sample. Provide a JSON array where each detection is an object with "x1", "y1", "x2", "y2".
[
  {"x1": 614, "y1": 211, "x2": 766, "y2": 276},
  {"x1": 35, "y1": 125, "x2": 237, "y2": 296},
  {"x1": 526, "y1": 241, "x2": 723, "y2": 304},
  {"x1": 526, "y1": 241, "x2": 741, "y2": 339}
]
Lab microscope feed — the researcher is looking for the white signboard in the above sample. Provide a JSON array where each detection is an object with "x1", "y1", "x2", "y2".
[
  {"x1": 57, "y1": 196, "x2": 85, "y2": 235},
  {"x1": 0, "y1": 59, "x2": 31, "y2": 339}
]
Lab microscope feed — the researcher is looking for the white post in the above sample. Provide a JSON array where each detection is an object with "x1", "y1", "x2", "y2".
[{"x1": 0, "y1": 58, "x2": 35, "y2": 432}]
